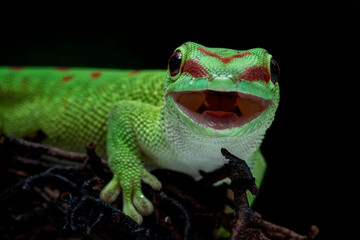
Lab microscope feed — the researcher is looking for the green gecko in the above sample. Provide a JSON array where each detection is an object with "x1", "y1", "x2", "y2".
[{"x1": 0, "y1": 42, "x2": 280, "y2": 224}]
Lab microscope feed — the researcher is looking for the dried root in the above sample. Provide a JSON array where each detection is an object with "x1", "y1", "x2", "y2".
[{"x1": 0, "y1": 135, "x2": 318, "y2": 239}]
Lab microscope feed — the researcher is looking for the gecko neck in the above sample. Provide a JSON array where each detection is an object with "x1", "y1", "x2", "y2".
[{"x1": 158, "y1": 100, "x2": 268, "y2": 179}]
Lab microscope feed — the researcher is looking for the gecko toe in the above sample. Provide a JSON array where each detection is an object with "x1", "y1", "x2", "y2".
[
  {"x1": 141, "y1": 169, "x2": 162, "y2": 191},
  {"x1": 133, "y1": 191, "x2": 154, "y2": 216},
  {"x1": 124, "y1": 202, "x2": 143, "y2": 224},
  {"x1": 100, "y1": 177, "x2": 121, "y2": 203}
]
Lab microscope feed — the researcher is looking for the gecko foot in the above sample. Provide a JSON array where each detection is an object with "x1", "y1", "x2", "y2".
[{"x1": 100, "y1": 168, "x2": 161, "y2": 224}]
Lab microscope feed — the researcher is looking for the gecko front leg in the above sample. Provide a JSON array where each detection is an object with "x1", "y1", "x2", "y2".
[{"x1": 100, "y1": 101, "x2": 162, "y2": 224}]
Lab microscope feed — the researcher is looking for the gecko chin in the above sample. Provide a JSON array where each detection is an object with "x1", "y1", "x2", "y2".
[{"x1": 170, "y1": 90, "x2": 272, "y2": 130}]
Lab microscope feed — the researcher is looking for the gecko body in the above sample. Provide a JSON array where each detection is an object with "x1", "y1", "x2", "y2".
[{"x1": 0, "y1": 42, "x2": 280, "y2": 224}]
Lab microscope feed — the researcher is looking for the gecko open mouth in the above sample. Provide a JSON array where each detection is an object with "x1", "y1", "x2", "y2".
[{"x1": 171, "y1": 90, "x2": 272, "y2": 130}]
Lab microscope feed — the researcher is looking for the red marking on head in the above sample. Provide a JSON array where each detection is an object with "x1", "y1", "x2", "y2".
[
  {"x1": 91, "y1": 72, "x2": 102, "y2": 78},
  {"x1": 181, "y1": 59, "x2": 208, "y2": 78},
  {"x1": 55, "y1": 67, "x2": 70, "y2": 71},
  {"x1": 239, "y1": 66, "x2": 270, "y2": 83},
  {"x1": 9, "y1": 66, "x2": 25, "y2": 71},
  {"x1": 62, "y1": 75, "x2": 74, "y2": 82},
  {"x1": 198, "y1": 48, "x2": 220, "y2": 59},
  {"x1": 128, "y1": 70, "x2": 142, "y2": 76},
  {"x1": 221, "y1": 52, "x2": 251, "y2": 63},
  {"x1": 198, "y1": 47, "x2": 251, "y2": 64}
]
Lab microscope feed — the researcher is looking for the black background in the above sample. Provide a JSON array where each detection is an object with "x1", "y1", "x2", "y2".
[{"x1": 0, "y1": 4, "x2": 358, "y2": 239}]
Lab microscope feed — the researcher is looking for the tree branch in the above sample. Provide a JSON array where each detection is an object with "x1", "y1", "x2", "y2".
[
  {"x1": 221, "y1": 148, "x2": 319, "y2": 240},
  {"x1": 0, "y1": 135, "x2": 319, "y2": 239}
]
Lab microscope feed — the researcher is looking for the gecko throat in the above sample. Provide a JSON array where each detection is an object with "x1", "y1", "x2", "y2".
[{"x1": 171, "y1": 90, "x2": 271, "y2": 130}]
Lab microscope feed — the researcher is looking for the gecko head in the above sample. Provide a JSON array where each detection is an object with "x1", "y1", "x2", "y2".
[{"x1": 164, "y1": 42, "x2": 280, "y2": 137}]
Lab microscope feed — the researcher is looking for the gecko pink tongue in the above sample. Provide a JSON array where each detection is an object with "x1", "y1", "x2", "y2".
[{"x1": 202, "y1": 111, "x2": 238, "y2": 128}]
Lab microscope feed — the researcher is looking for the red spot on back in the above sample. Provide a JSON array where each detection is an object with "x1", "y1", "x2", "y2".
[
  {"x1": 55, "y1": 67, "x2": 70, "y2": 71},
  {"x1": 198, "y1": 47, "x2": 251, "y2": 64},
  {"x1": 239, "y1": 66, "x2": 270, "y2": 83},
  {"x1": 62, "y1": 75, "x2": 74, "y2": 82},
  {"x1": 128, "y1": 70, "x2": 142, "y2": 76},
  {"x1": 9, "y1": 66, "x2": 25, "y2": 71},
  {"x1": 91, "y1": 72, "x2": 102, "y2": 78},
  {"x1": 181, "y1": 59, "x2": 208, "y2": 78}
]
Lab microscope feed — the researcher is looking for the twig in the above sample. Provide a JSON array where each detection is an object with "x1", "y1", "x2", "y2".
[
  {"x1": 1, "y1": 135, "x2": 319, "y2": 239},
  {"x1": 1, "y1": 166, "x2": 163, "y2": 240},
  {"x1": 221, "y1": 148, "x2": 319, "y2": 240},
  {"x1": 255, "y1": 220, "x2": 319, "y2": 240},
  {"x1": 221, "y1": 148, "x2": 259, "y2": 239},
  {"x1": 159, "y1": 191, "x2": 191, "y2": 240},
  {"x1": 198, "y1": 166, "x2": 228, "y2": 187},
  {"x1": 84, "y1": 142, "x2": 110, "y2": 181},
  {"x1": 1, "y1": 135, "x2": 110, "y2": 181},
  {"x1": 1, "y1": 135, "x2": 108, "y2": 167}
]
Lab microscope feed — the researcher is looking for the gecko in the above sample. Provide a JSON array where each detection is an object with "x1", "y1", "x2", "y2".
[{"x1": 0, "y1": 42, "x2": 280, "y2": 224}]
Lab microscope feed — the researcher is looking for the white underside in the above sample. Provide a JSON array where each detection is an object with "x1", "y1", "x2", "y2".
[
  {"x1": 143, "y1": 106, "x2": 266, "y2": 180},
  {"x1": 153, "y1": 133, "x2": 262, "y2": 180}
]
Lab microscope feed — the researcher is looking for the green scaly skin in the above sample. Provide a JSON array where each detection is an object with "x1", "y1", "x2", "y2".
[{"x1": 0, "y1": 42, "x2": 280, "y2": 224}]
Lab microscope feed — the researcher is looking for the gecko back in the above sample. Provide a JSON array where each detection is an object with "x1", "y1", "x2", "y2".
[{"x1": 0, "y1": 66, "x2": 165, "y2": 156}]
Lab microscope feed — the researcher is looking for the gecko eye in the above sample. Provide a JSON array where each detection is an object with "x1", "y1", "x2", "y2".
[
  {"x1": 270, "y1": 58, "x2": 280, "y2": 84},
  {"x1": 168, "y1": 50, "x2": 182, "y2": 77}
]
